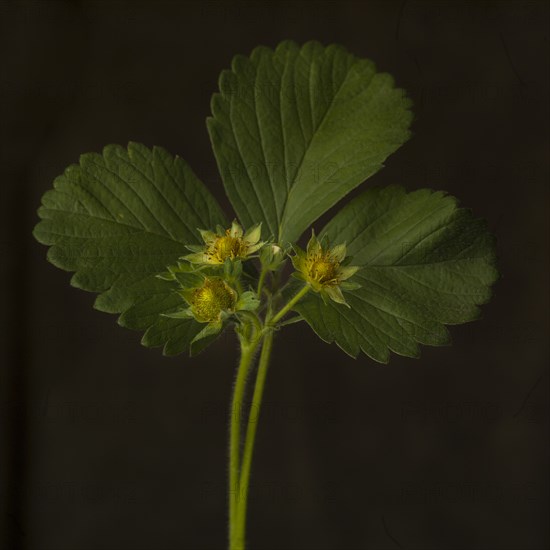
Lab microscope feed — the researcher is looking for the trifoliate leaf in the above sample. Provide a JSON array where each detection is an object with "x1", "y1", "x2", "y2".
[
  {"x1": 207, "y1": 40, "x2": 412, "y2": 245},
  {"x1": 33, "y1": 142, "x2": 227, "y2": 356},
  {"x1": 292, "y1": 186, "x2": 499, "y2": 363}
]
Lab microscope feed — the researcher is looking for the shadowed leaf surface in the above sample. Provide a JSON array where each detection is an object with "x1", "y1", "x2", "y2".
[
  {"x1": 208, "y1": 40, "x2": 412, "y2": 244},
  {"x1": 293, "y1": 186, "x2": 499, "y2": 362},
  {"x1": 33, "y1": 142, "x2": 226, "y2": 355}
]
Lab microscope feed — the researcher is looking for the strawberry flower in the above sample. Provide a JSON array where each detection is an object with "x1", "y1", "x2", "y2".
[
  {"x1": 184, "y1": 220, "x2": 264, "y2": 265},
  {"x1": 291, "y1": 232, "x2": 360, "y2": 307}
]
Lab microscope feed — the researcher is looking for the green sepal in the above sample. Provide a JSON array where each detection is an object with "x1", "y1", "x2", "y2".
[
  {"x1": 260, "y1": 243, "x2": 287, "y2": 272},
  {"x1": 162, "y1": 308, "x2": 195, "y2": 319},
  {"x1": 340, "y1": 281, "x2": 362, "y2": 291},
  {"x1": 189, "y1": 320, "x2": 224, "y2": 355},
  {"x1": 224, "y1": 258, "x2": 243, "y2": 280},
  {"x1": 190, "y1": 329, "x2": 224, "y2": 356},
  {"x1": 244, "y1": 222, "x2": 262, "y2": 244},
  {"x1": 174, "y1": 270, "x2": 205, "y2": 289},
  {"x1": 236, "y1": 291, "x2": 260, "y2": 312},
  {"x1": 156, "y1": 272, "x2": 176, "y2": 281},
  {"x1": 290, "y1": 245, "x2": 306, "y2": 272},
  {"x1": 323, "y1": 285, "x2": 349, "y2": 307},
  {"x1": 191, "y1": 321, "x2": 222, "y2": 343},
  {"x1": 185, "y1": 244, "x2": 204, "y2": 253},
  {"x1": 199, "y1": 228, "x2": 217, "y2": 243},
  {"x1": 291, "y1": 272, "x2": 306, "y2": 282}
]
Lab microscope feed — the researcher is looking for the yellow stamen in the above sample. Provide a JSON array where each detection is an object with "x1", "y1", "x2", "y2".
[
  {"x1": 306, "y1": 249, "x2": 340, "y2": 285},
  {"x1": 207, "y1": 231, "x2": 248, "y2": 263},
  {"x1": 191, "y1": 278, "x2": 236, "y2": 322}
]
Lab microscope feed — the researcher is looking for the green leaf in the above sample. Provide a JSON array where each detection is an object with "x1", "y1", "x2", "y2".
[
  {"x1": 207, "y1": 40, "x2": 412, "y2": 245},
  {"x1": 33, "y1": 142, "x2": 227, "y2": 356},
  {"x1": 190, "y1": 328, "x2": 224, "y2": 357},
  {"x1": 292, "y1": 186, "x2": 499, "y2": 363}
]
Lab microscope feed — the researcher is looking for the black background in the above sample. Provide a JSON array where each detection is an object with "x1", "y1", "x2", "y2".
[{"x1": 1, "y1": 1, "x2": 549, "y2": 549}]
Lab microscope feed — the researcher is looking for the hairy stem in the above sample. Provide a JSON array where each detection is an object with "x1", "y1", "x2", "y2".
[
  {"x1": 269, "y1": 285, "x2": 310, "y2": 325},
  {"x1": 228, "y1": 284, "x2": 309, "y2": 549},
  {"x1": 229, "y1": 331, "x2": 262, "y2": 548},
  {"x1": 234, "y1": 329, "x2": 274, "y2": 547}
]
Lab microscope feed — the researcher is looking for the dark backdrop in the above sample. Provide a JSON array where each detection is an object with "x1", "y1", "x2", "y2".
[{"x1": 1, "y1": 1, "x2": 548, "y2": 549}]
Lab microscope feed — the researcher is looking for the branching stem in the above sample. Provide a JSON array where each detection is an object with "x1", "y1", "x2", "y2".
[
  {"x1": 269, "y1": 285, "x2": 310, "y2": 325},
  {"x1": 229, "y1": 283, "x2": 310, "y2": 550}
]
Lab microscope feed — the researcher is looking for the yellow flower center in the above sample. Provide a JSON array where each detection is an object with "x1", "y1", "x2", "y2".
[
  {"x1": 208, "y1": 232, "x2": 247, "y2": 263},
  {"x1": 308, "y1": 255, "x2": 339, "y2": 285},
  {"x1": 191, "y1": 278, "x2": 236, "y2": 322}
]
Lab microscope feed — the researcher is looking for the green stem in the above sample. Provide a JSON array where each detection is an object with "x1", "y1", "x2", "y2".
[
  {"x1": 229, "y1": 332, "x2": 262, "y2": 548},
  {"x1": 256, "y1": 266, "x2": 268, "y2": 300},
  {"x1": 234, "y1": 330, "x2": 274, "y2": 548},
  {"x1": 228, "y1": 286, "x2": 309, "y2": 548},
  {"x1": 269, "y1": 285, "x2": 310, "y2": 326}
]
